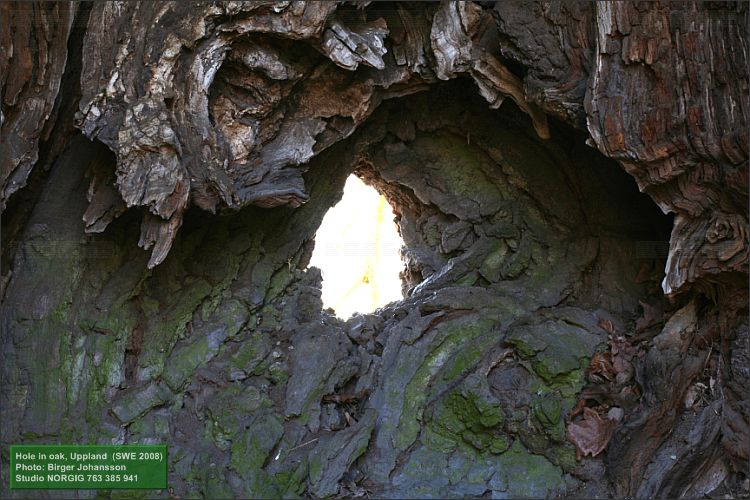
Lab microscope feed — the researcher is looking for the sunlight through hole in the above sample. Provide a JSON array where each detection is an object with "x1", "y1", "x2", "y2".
[{"x1": 309, "y1": 175, "x2": 404, "y2": 319}]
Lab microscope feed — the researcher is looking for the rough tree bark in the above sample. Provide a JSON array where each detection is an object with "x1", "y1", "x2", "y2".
[{"x1": 1, "y1": 1, "x2": 747, "y2": 498}]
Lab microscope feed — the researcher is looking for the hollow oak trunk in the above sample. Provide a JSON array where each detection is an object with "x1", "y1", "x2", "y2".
[{"x1": 1, "y1": 2, "x2": 747, "y2": 498}]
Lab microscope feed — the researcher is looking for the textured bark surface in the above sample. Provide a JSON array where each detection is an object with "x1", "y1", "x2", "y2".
[
  {"x1": 0, "y1": 2, "x2": 77, "y2": 208},
  {"x1": 1, "y1": 1, "x2": 747, "y2": 498}
]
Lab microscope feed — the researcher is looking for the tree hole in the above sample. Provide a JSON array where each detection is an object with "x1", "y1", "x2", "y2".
[{"x1": 309, "y1": 174, "x2": 404, "y2": 318}]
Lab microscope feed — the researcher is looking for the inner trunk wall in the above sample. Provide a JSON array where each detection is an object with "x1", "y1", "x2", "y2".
[{"x1": 1, "y1": 82, "x2": 672, "y2": 498}]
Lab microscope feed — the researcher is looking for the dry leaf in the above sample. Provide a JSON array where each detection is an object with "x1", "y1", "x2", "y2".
[
  {"x1": 587, "y1": 352, "x2": 615, "y2": 382},
  {"x1": 598, "y1": 318, "x2": 616, "y2": 335},
  {"x1": 610, "y1": 337, "x2": 636, "y2": 385},
  {"x1": 566, "y1": 407, "x2": 616, "y2": 460},
  {"x1": 613, "y1": 355, "x2": 634, "y2": 385},
  {"x1": 569, "y1": 399, "x2": 587, "y2": 419}
]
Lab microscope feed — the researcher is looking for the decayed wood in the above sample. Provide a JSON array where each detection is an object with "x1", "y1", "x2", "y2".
[
  {"x1": 1, "y1": 1, "x2": 744, "y2": 297},
  {"x1": 585, "y1": 2, "x2": 748, "y2": 297},
  {"x1": 68, "y1": 0, "x2": 749, "y2": 293},
  {"x1": 72, "y1": 1, "x2": 559, "y2": 268},
  {"x1": 486, "y1": 4, "x2": 747, "y2": 494},
  {"x1": 0, "y1": 2, "x2": 77, "y2": 209}
]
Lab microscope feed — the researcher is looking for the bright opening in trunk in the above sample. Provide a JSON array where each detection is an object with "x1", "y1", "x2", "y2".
[{"x1": 309, "y1": 175, "x2": 404, "y2": 318}]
